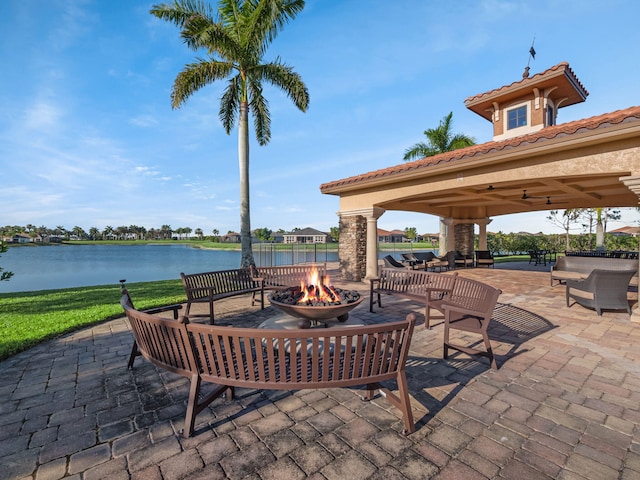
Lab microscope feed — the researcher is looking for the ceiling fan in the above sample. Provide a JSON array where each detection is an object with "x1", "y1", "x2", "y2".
[
  {"x1": 545, "y1": 196, "x2": 569, "y2": 206},
  {"x1": 521, "y1": 190, "x2": 544, "y2": 200}
]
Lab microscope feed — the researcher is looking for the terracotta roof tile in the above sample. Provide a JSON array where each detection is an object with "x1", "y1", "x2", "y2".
[
  {"x1": 463, "y1": 62, "x2": 589, "y2": 104},
  {"x1": 320, "y1": 105, "x2": 640, "y2": 192}
]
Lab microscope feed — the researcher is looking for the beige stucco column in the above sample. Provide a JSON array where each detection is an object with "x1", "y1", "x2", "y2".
[
  {"x1": 620, "y1": 175, "x2": 640, "y2": 322},
  {"x1": 438, "y1": 217, "x2": 447, "y2": 255},
  {"x1": 442, "y1": 218, "x2": 455, "y2": 253},
  {"x1": 476, "y1": 217, "x2": 492, "y2": 250},
  {"x1": 365, "y1": 208, "x2": 385, "y2": 280}
]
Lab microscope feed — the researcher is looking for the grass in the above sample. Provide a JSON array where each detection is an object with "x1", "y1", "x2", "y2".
[{"x1": 0, "y1": 279, "x2": 185, "y2": 361}]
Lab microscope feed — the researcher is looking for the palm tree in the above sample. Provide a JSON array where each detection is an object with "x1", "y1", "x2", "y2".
[
  {"x1": 403, "y1": 112, "x2": 475, "y2": 161},
  {"x1": 151, "y1": 0, "x2": 309, "y2": 267},
  {"x1": 403, "y1": 112, "x2": 475, "y2": 253}
]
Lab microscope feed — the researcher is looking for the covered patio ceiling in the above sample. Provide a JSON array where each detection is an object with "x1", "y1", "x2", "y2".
[{"x1": 321, "y1": 106, "x2": 640, "y2": 221}]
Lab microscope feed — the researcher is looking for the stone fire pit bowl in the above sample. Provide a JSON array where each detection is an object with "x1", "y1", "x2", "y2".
[{"x1": 268, "y1": 288, "x2": 364, "y2": 328}]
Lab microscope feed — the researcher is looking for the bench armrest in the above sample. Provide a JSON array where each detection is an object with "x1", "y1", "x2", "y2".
[
  {"x1": 441, "y1": 302, "x2": 486, "y2": 318},
  {"x1": 144, "y1": 304, "x2": 182, "y2": 316}
]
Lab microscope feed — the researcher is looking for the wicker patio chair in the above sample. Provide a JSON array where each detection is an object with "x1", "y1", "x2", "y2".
[{"x1": 565, "y1": 269, "x2": 636, "y2": 316}]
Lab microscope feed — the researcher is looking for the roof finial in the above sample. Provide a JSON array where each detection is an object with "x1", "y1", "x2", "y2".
[{"x1": 523, "y1": 35, "x2": 536, "y2": 78}]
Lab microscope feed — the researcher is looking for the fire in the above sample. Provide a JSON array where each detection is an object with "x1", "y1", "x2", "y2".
[{"x1": 298, "y1": 267, "x2": 342, "y2": 304}]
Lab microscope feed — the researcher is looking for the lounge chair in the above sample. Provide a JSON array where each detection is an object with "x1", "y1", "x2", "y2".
[
  {"x1": 383, "y1": 255, "x2": 409, "y2": 269},
  {"x1": 414, "y1": 251, "x2": 449, "y2": 272},
  {"x1": 400, "y1": 252, "x2": 422, "y2": 269},
  {"x1": 475, "y1": 250, "x2": 494, "y2": 268},
  {"x1": 566, "y1": 269, "x2": 636, "y2": 316},
  {"x1": 454, "y1": 251, "x2": 474, "y2": 268}
]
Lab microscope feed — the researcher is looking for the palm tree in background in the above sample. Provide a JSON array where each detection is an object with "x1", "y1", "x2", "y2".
[
  {"x1": 404, "y1": 112, "x2": 475, "y2": 252},
  {"x1": 151, "y1": 0, "x2": 309, "y2": 267},
  {"x1": 403, "y1": 112, "x2": 475, "y2": 161}
]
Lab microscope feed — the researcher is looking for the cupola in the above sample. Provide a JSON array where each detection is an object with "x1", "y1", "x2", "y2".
[{"x1": 464, "y1": 62, "x2": 589, "y2": 141}]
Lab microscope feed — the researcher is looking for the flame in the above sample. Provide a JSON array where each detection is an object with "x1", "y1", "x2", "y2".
[{"x1": 298, "y1": 267, "x2": 342, "y2": 304}]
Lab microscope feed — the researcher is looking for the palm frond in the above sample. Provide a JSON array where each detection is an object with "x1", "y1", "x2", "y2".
[
  {"x1": 255, "y1": 59, "x2": 309, "y2": 111},
  {"x1": 150, "y1": 0, "x2": 216, "y2": 29},
  {"x1": 171, "y1": 59, "x2": 234, "y2": 109},
  {"x1": 220, "y1": 75, "x2": 242, "y2": 134},
  {"x1": 403, "y1": 143, "x2": 436, "y2": 161},
  {"x1": 248, "y1": 78, "x2": 271, "y2": 145}
]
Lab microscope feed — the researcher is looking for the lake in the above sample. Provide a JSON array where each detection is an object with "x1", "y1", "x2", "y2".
[{"x1": 1, "y1": 244, "x2": 338, "y2": 293}]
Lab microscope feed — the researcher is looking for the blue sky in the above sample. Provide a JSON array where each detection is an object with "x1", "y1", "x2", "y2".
[{"x1": 1, "y1": 0, "x2": 639, "y2": 236}]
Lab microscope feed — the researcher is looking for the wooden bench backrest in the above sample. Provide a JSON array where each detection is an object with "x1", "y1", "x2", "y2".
[
  {"x1": 186, "y1": 317, "x2": 415, "y2": 390},
  {"x1": 378, "y1": 268, "x2": 457, "y2": 296},
  {"x1": 447, "y1": 276, "x2": 501, "y2": 317},
  {"x1": 253, "y1": 264, "x2": 327, "y2": 288},
  {"x1": 120, "y1": 295, "x2": 196, "y2": 377},
  {"x1": 181, "y1": 268, "x2": 258, "y2": 300}
]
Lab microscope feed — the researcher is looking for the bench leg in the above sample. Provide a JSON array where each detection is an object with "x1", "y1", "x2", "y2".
[
  {"x1": 209, "y1": 298, "x2": 215, "y2": 325},
  {"x1": 127, "y1": 342, "x2": 139, "y2": 369},
  {"x1": 394, "y1": 371, "x2": 415, "y2": 435},
  {"x1": 369, "y1": 292, "x2": 382, "y2": 312},
  {"x1": 183, "y1": 374, "x2": 233, "y2": 438}
]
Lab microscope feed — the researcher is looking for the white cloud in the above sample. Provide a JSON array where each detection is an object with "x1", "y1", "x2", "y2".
[{"x1": 129, "y1": 114, "x2": 159, "y2": 127}]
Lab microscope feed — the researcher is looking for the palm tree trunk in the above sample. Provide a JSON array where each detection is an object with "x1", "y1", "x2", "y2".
[
  {"x1": 238, "y1": 101, "x2": 255, "y2": 267},
  {"x1": 595, "y1": 208, "x2": 605, "y2": 249}
]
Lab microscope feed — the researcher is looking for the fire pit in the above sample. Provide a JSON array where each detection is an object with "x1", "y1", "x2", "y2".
[{"x1": 268, "y1": 268, "x2": 363, "y2": 328}]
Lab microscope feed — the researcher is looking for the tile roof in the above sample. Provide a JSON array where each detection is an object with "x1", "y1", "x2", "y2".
[
  {"x1": 463, "y1": 62, "x2": 588, "y2": 105},
  {"x1": 320, "y1": 105, "x2": 640, "y2": 192}
]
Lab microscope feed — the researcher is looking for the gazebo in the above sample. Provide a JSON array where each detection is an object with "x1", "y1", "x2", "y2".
[{"x1": 320, "y1": 63, "x2": 640, "y2": 318}]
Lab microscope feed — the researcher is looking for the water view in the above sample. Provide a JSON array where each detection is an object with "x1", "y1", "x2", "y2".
[
  {"x1": 1, "y1": 243, "x2": 435, "y2": 293},
  {"x1": 1, "y1": 244, "x2": 246, "y2": 293}
]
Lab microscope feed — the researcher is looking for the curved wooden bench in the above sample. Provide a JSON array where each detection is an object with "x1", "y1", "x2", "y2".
[{"x1": 121, "y1": 294, "x2": 417, "y2": 437}]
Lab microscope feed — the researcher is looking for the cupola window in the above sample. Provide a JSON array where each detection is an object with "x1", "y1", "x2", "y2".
[{"x1": 507, "y1": 105, "x2": 527, "y2": 130}]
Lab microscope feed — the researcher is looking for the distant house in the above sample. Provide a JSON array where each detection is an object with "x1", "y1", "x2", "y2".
[
  {"x1": 283, "y1": 227, "x2": 330, "y2": 244},
  {"x1": 220, "y1": 232, "x2": 241, "y2": 243},
  {"x1": 609, "y1": 226, "x2": 640, "y2": 237},
  {"x1": 12, "y1": 234, "x2": 31, "y2": 244},
  {"x1": 377, "y1": 228, "x2": 406, "y2": 243},
  {"x1": 421, "y1": 233, "x2": 440, "y2": 244}
]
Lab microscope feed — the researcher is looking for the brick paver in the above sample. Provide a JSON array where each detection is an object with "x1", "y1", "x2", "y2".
[{"x1": 1, "y1": 261, "x2": 639, "y2": 479}]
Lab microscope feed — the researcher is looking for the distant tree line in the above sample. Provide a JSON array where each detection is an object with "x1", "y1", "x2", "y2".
[
  {"x1": 0, "y1": 224, "x2": 342, "y2": 243},
  {"x1": 0, "y1": 224, "x2": 215, "y2": 241}
]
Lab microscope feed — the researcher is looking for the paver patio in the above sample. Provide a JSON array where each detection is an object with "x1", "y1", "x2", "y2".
[{"x1": 1, "y1": 262, "x2": 639, "y2": 479}]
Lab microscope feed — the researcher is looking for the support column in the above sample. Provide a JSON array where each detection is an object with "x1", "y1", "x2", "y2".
[
  {"x1": 438, "y1": 217, "x2": 447, "y2": 255},
  {"x1": 337, "y1": 207, "x2": 385, "y2": 282},
  {"x1": 476, "y1": 217, "x2": 492, "y2": 250},
  {"x1": 365, "y1": 208, "x2": 385, "y2": 280},
  {"x1": 621, "y1": 175, "x2": 640, "y2": 322},
  {"x1": 442, "y1": 218, "x2": 455, "y2": 253}
]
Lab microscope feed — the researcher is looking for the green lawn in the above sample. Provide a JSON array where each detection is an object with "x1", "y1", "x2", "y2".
[{"x1": 0, "y1": 279, "x2": 185, "y2": 361}]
